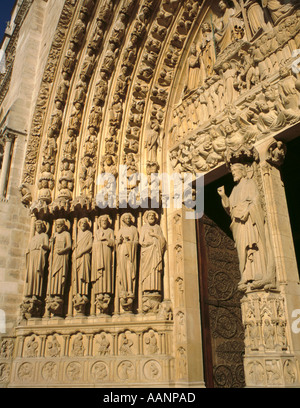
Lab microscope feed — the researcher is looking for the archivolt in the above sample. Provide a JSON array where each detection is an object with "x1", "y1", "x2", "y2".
[{"x1": 22, "y1": 0, "x2": 207, "y2": 208}]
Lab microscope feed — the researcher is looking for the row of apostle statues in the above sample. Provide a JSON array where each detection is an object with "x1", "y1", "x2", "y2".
[{"x1": 22, "y1": 211, "x2": 166, "y2": 318}]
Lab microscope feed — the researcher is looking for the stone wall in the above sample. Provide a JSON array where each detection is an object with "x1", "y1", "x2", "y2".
[{"x1": 0, "y1": 0, "x2": 65, "y2": 335}]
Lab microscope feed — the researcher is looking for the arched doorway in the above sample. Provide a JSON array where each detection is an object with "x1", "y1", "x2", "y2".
[{"x1": 196, "y1": 174, "x2": 246, "y2": 388}]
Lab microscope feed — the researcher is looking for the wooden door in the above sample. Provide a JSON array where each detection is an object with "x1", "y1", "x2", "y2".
[{"x1": 197, "y1": 215, "x2": 246, "y2": 388}]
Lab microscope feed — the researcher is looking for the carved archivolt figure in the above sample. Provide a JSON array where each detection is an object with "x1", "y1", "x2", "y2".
[
  {"x1": 79, "y1": 156, "x2": 95, "y2": 198},
  {"x1": 140, "y1": 211, "x2": 166, "y2": 295},
  {"x1": 91, "y1": 215, "x2": 114, "y2": 297},
  {"x1": 47, "y1": 219, "x2": 72, "y2": 298},
  {"x1": 199, "y1": 22, "x2": 215, "y2": 80},
  {"x1": 213, "y1": 0, "x2": 244, "y2": 54},
  {"x1": 98, "y1": 0, "x2": 113, "y2": 24},
  {"x1": 73, "y1": 218, "x2": 93, "y2": 297},
  {"x1": 82, "y1": 47, "x2": 96, "y2": 78},
  {"x1": 186, "y1": 42, "x2": 201, "y2": 91},
  {"x1": 62, "y1": 42, "x2": 76, "y2": 76},
  {"x1": 56, "y1": 72, "x2": 70, "y2": 105},
  {"x1": 48, "y1": 101, "x2": 63, "y2": 139},
  {"x1": 71, "y1": 12, "x2": 86, "y2": 46},
  {"x1": 218, "y1": 163, "x2": 275, "y2": 291},
  {"x1": 116, "y1": 213, "x2": 139, "y2": 310},
  {"x1": 145, "y1": 122, "x2": 160, "y2": 164},
  {"x1": 38, "y1": 179, "x2": 52, "y2": 205},
  {"x1": 24, "y1": 220, "x2": 49, "y2": 298},
  {"x1": 262, "y1": 0, "x2": 295, "y2": 25},
  {"x1": 19, "y1": 183, "x2": 32, "y2": 207},
  {"x1": 102, "y1": 42, "x2": 118, "y2": 75},
  {"x1": 244, "y1": 0, "x2": 268, "y2": 36},
  {"x1": 110, "y1": 13, "x2": 126, "y2": 45},
  {"x1": 95, "y1": 72, "x2": 108, "y2": 103}
]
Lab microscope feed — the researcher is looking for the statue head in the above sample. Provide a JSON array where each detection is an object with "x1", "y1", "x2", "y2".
[
  {"x1": 78, "y1": 217, "x2": 90, "y2": 231},
  {"x1": 55, "y1": 219, "x2": 67, "y2": 233},
  {"x1": 144, "y1": 210, "x2": 159, "y2": 226},
  {"x1": 218, "y1": 0, "x2": 228, "y2": 12},
  {"x1": 99, "y1": 214, "x2": 112, "y2": 229},
  {"x1": 35, "y1": 220, "x2": 46, "y2": 234},
  {"x1": 224, "y1": 124, "x2": 234, "y2": 135},
  {"x1": 201, "y1": 22, "x2": 211, "y2": 33},
  {"x1": 121, "y1": 213, "x2": 135, "y2": 227},
  {"x1": 190, "y1": 42, "x2": 197, "y2": 54},
  {"x1": 230, "y1": 163, "x2": 247, "y2": 183}
]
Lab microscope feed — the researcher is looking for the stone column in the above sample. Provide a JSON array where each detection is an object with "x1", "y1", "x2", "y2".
[
  {"x1": 0, "y1": 133, "x2": 15, "y2": 199},
  {"x1": 168, "y1": 205, "x2": 205, "y2": 387},
  {"x1": 241, "y1": 139, "x2": 300, "y2": 387}
]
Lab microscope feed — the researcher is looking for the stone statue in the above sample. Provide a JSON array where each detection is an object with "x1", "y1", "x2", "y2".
[
  {"x1": 145, "y1": 330, "x2": 159, "y2": 354},
  {"x1": 19, "y1": 183, "x2": 32, "y2": 207},
  {"x1": 71, "y1": 12, "x2": 86, "y2": 46},
  {"x1": 213, "y1": 0, "x2": 244, "y2": 54},
  {"x1": 244, "y1": 0, "x2": 268, "y2": 36},
  {"x1": 79, "y1": 156, "x2": 95, "y2": 198},
  {"x1": 47, "y1": 101, "x2": 63, "y2": 139},
  {"x1": 186, "y1": 42, "x2": 201, "y2": 91},
  {"x1": 140, "y1": 211, "x2": 166, "y2": 313},
  {"x1": 46, "y1": 219, "x2": 72, "y2": 317},
  {"x1": 62, "y1": 42, "x2": 76, "y2": 76},
  {"x1": 24, "y1": 220, "x2": 49, "y2": 299},
  {"x1": 145, "y1": 122, "x2": 160, "y2": 164},
  {"x1": 96, "y1": 333, "x2": 110, "y2": 356},
  {"x1": 91, "y1": 215, "x2": 115, "y2": 314},
  {"x1": 116, "y1": 213, "x2": 138, "y2": 312},
  {"x1": 82, "y1": 47, "x2": 96, "y2": 78},
  {"x1": 38, "y1": 179, "x2": 52, "y2": 205},
  {"x1": 56, "y1": 72, "x2": 70, "y2": 105},
  {"x1": 119, "y1": 332, "x2": 133, "y2": 355},
  {"x1": 199, "y1": 22, "x2": 216, "y2": 80},
  {"x1": 72, "y1": 218, "x2": 93, "y2": 314},
  {"x1": 262, "y1": 0, "x2": 295, "y2": 25},
  {"x1": 218, "y1": 163, "x2": 276, "y2": 291},
  {"x1": 47, "y1": 335, "x2": 61, "y2": 357}
]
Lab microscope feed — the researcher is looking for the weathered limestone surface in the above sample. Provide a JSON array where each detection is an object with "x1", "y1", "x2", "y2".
[{"x1": 0, "y1": 0, "x2": 300, "y2": 388}]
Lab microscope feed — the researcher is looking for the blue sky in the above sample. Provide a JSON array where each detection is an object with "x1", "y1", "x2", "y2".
[{"x1": 0, "y1": 1, "x2": 16, "y2": 43}]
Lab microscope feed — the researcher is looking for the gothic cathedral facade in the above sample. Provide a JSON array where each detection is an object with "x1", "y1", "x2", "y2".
[{"x1": 0, "y1": 0, "x2": 300, "y2": 388}]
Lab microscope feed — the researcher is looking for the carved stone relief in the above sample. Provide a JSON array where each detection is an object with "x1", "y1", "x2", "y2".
[{"x1": 8, "y1": 0, "x2": 300, "y2": 389}]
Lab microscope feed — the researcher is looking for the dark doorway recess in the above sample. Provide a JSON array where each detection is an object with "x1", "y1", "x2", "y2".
[
  {"x1": 281, "y1": 136, "x2": 300, "y2": 279},
  {"x1": 196, "y1": 174, "x2": 245, "y2": 388}
]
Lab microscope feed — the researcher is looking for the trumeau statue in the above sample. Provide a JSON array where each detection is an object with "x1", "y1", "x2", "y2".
[
  {"x1": 116, "y1": 213, "x2": 139, "y2": 312},
  {"x1": 24, "y1": 220, "x2": 49, "y2": 298},
  {"x1": 218, "y1": 163, "x2": 276, "y2": 292},
  {"x1": 91, "y1": 215, "x2": 114, "y2": 313}
]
